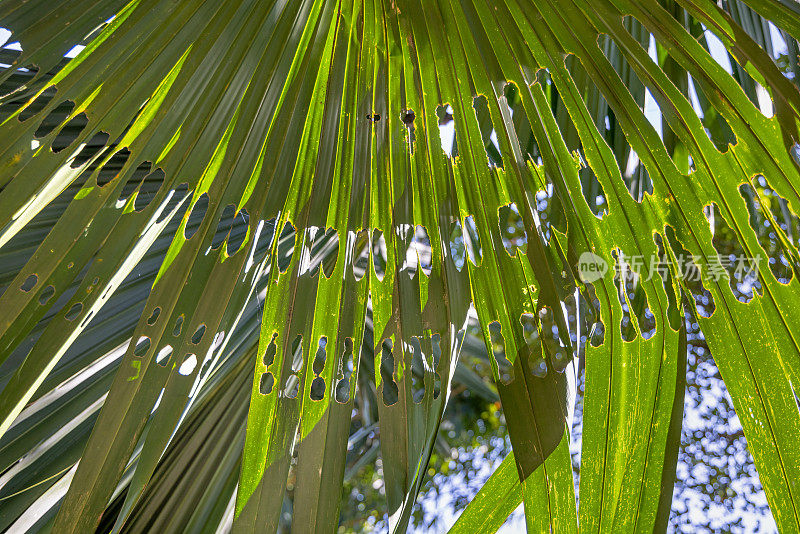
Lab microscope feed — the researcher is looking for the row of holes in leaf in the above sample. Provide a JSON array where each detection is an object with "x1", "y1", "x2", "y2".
[
  {"x1": 380, "y1": 336, "x2": 442, "y2": 406},
  {"x1": 487, "y1": 309, "x2": 571, "y2": 385},
  {"x1": 233, "y1": 210, "x2": 533, "y2": 282},
  {"x1": 16, "y1": 89, "x2": 90, "y2": 154},
  {"x1": 612, "y1": 249, "x2": 657, "y2": 341},
  {"x1": 182, "y1": 193, "x2": 251, "y2": 257},
  {"x1": 133, "y1": 337, "x2": 195, "y2": 374},
  {"x1": 258, "y1": 334, "x2": 356, "y2": 404},
  {"x1": 740, "y1": 178, "x2": 800, "y2": 284}
]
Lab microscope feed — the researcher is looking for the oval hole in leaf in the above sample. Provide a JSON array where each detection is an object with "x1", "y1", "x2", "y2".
[
  {"x1": 146, "y1": 307, "x2": 161, "y2": 325},
  {"x1": 263, "y1": 333, "x2": 278, "y2": 368},
  {"x1": 133, "y1": 168, "x2": 165, "y2": 211},
  {"x1": 38, "y1": 285, "x2": 55, "y2": 305},
  {"x1": 133, "y1": 336, "x2": 150, "y2": 358},
  {"x1": 464, "y1": 215, "x2": 482, "y2": 266},
  {"x1": 498, "y1": 203, "x2": 528, "y2": 256},
  {"x1": 70, "y1": 131, "x2": 109, "y2": 168},
  {"x1": 436, "y1": 104, "x2": 456, "y2": 158},
  {"x1": 34, "y1": 99, "x2": 74, "y2": 138},
  {"x1": 277, "y1": 221, "x2": 296, "y2": 273},
  {"x1": 185, "y1": 193, "x2": 209, "y2": 239},
  {"x1": 117, "y1": 161, "x2": 152, "y2": 204},
  {"x1": 156, "y1": 345, "x2": 172, "y2": 366},
  {"x1": 20, "y1": 274, "x2": 37, "y2": 292},
  {"x1": 64, "y1": 302, "x2": 82, "y2": 321},
  {"x1": 173, "y1": 315, "x2": 184, "y2": 337},
  {"x1": 488, "y1": 321, "x2": 514, "y2": 384},
  {"x1": 449, "y1": 220, "x2": 466, "y2": 272},
  {"x1": 179, "y1": 354, "x2": 197, "y2": 375},
  {"x1": 211, "y1": 204, "x2": 236, "y2": 250},
  {"x1": 259, "y1": 372, "x2": 275, "y2": 395},
  {"x1": 380, "y1": 338, "x2": 398, "y2": 406},
  {"x1": 226, "y1": 208, "x2": 250, "y2": 256},
  {"x1": 310, "y1": 377, "x2": 325, "y2": 401},
  {"x1": 335, "y1": 338, "x2": 354, "y2": 404},
  {"x1": 410, "y1": 337, "x2": 425, "y2": 403},
  {"x1": 191, "y1": 324, "x2": 206, "y2": 344},
  {"x1": 352, "y1": 229, "x2": 370, "y2": 281},
  {"x1": 372, "y1": 229, "x2": 387, "y2": 281},
  {"x1": 52, "y1": 111, "x2": 88, "y2": 153}
]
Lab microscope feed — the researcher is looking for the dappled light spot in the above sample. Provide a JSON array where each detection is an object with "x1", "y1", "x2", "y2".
[
  {"x1": 488, "y1": 321, "x2": 514, "y2": 384},
  {"x1": 184, "y1": 193, "x2": 209, "y2": 239},
  {"x1": 335, "y1": 338, "x2": 354, "y2": 404},
  {"x1": 709, "y1": 202, "x2": 763, "y2": 302},
  {"x1": 380, "y1": 339, "x2": 398, "y2": 406},
  {"x1": 38, "y1": 285, "x2": 55, "y2": 305},
  {"x1": 64, "y1": 302, "x2": 82, "y2": 322},
  {"x1": 134, "y1": 168, "x2": 165, "y2": 211},
  {"x1": 19, "y1": 87, "x2": 56, "y2": 122},
  {"x1": 498, "y1": 203, "x2": 528, "y2": 256},
  {"x1": 191, "y1": 324, "x2": 206, "y2": 344},
  {"x1": 226, "y1": 208, "x2": 250, "y2": 256},
  {"x1": 372, "y1": 228, "x2": 387, "y2": 281},
  {"x1": 156, "y1": 345, "x2": 172, "y2": 366},
  {"x1": 351, "y1": 229, "x2": 370, "y2": 281},
  {"x1": 20, "y1": 274, "x2": 37, "y2": 292},
  {"x1": 436, "y1": 104, "x2": 456, "y2": 158},
  {"x1": 179, "y1": 354, "x2": 197, "y2": 376},
  {"x1": 133, "y1": 336, "x2": 151, "y2": 358},
  {"x1": 173, "y1": 315, "x2": 184, "y2": 337},
  {"x1": 448, "y1": 220, "x2": 466, "y2": 272},
  {"x1": 96, "y1": 148, "x2": 131, "y2": 187},
  {"x1": 118, "y1": 161, "x2": 153, "y2": 204},
  {"x1": 211, "y1": 204, "x2": 236, "y2": 250},
  {"x1": 277, "y1": 221, "x2": 296, "y2": 273},
  {"x1": 464, "y1": 215, "x2": 482, "y2": 266}
]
